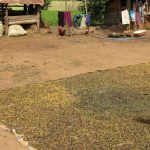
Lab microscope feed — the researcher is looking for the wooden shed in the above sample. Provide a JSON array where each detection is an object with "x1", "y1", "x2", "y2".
[
  {"x1": 0, "y1": 0, "x2": 44, "y2": 34},
  {"x1": 105, "y1": 0, "x2": 150, "y2": 25}
]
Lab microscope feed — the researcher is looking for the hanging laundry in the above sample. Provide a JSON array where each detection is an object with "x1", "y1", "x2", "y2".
[
  {"x1": 130, "y1": 10, "x2": 136, "y2": 21},
  {"x1": 121, "y1": 9, "x2": 130, "y2": 25},
  {"x1": 64, "y1": 11, "x2": 73, "y2": 28},
  {"x1": 135, "y1": 0, "x2": 142, "y2": 27},
  {"x1": 58, "y1": 11, "x2": 65, "y2": 27},
  {"x1": 85, "y1": 14, "x2": 91, "y2": 26},
  {"x1": 80, "y1": 15, "x2": 86, "y2": 29},
  {"x1": 73, "y1": 14, "x2": 83, "y2": 28}
]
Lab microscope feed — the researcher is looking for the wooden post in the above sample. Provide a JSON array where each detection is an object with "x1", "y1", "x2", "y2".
[
  {"x1": 37, "y1": 5, "x2": 40, "y2": 31},
  {"x1": 146, "y1": 0, "x2": 148, "y2": 12},
  {"x1": 118, "y1": 0, "x2": 121, "y2": 24},
  {"x1": 23, "y1": 4, "x2": 27, "y2": 15},
  {"x1": 127, "y1": 0, "x2": 131, "y2": 30},
  {"x1": 1, "y1": 4, "x2": 4, "y2": 13},
  {"x1": 5, "y1": 4, "x2": 8, "y2": 35}
]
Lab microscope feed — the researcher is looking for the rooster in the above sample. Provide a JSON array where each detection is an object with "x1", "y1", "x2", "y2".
[{"x1": 58, "y1": 28, "x2": 66, "y2": 36}]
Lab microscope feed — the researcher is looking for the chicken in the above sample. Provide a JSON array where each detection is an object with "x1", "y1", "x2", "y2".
[{"x1": 58, "y1": 28, "x2": 66, "y2": 36}]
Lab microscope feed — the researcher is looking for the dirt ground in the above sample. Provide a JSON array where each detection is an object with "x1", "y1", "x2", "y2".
[
  {"x1": 0, "y1": 127, "x2": 27, "y2": 150},
  {"x1": 0, "y1": 31, "x2": 150, "y2": 150},
  {"x1": 0, "y1": 32, "x2": 150, "y2": 90}
]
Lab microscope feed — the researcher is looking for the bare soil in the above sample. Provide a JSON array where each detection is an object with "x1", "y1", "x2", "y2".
[
  {"x1": 0, "y1": 31, "x2": 150, "y2": 150},
  {"x1": 0, "y1": 32, "x2": 150, "y2": 90},
  {"x1": 0, "y1": 128, "x2": 27, "y2": 150}
]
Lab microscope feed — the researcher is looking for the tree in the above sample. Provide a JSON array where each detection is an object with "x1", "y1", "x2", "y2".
[
  {"x1": 44, "y1": 0, "x2": 51, "y2": 10},
  {"x1": 81, "y1": 0, "x2": 105, "y2": 24}
]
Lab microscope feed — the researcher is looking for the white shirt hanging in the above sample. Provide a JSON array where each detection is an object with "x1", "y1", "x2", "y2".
[
  {"x1": 121, "y1": 9, "x2": 130, "y2": 25},
  {"x1": 80, "y1": 15, "x2": 87, "y2": 29}
]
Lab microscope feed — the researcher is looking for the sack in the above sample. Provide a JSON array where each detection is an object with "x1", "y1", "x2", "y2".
[{"x1": 8, "y1": 25, "x2": 27, "y2": 37}]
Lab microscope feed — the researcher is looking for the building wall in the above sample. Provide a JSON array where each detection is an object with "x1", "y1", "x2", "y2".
[{"x1": 105, "y1": 0, "x2": 121, "y2": 25}]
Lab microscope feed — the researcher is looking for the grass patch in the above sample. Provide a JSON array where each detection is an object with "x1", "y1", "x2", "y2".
[
  {"x1": 41, "y1": 10, "x2": 82, "y2": 26},
  {"x1": 0, "y1": 63, "x2": 150, "y2": 149}
]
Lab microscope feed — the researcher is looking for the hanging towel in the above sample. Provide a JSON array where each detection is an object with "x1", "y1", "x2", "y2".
[
  {"x1": 58, "y1": 11, "x2": 65, "y2": 27},
  {"x1": 64, "y1": 11, "x2": 73, "y2": 28},
  {"x1": 121, "y1": 9, "x2": 130, "y2": 25},
  {"x1": 85, "y1": 14, "x2": 91, "y2": 26},
  {"x1": 130, "y1": 10, "x2": 135, "y2": 21},
  {"x1": 73, "y1": 14, "x2": 83, "y2": 28},
  {"x1": 135, "y1": 0, "x2": 141, "y2": 24},
  {"x1": 80, "y1": 15, "x2": 86, "y2": 29}
]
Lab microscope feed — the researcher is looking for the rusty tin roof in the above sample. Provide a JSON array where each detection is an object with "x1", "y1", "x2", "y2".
[{"x1": 0, "y1": 0, "x2": 44, "y2": 5}]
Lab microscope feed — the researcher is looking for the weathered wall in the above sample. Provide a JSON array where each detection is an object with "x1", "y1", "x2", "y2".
[{"x1": 105, "y1": 0, "x2": 121, "y2": 25}]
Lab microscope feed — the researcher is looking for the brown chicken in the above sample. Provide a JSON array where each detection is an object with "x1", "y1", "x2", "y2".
[{"x1": 58, "y1": 28, "x2": 66, "y2": 36}]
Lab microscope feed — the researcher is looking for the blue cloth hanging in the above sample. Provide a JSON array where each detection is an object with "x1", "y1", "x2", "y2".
[{"x1": 85, "y1": 14, "x2": 91, "y2": 26}]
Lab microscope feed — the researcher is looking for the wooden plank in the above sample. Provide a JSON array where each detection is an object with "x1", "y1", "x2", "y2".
[
  {"x1": 7, "y1": 15, "x2": 37, "y2": 19},
  {"x1": 9, "y1": 19, "x2": 37, "y2": 25},
  {"x1": 8, "y1": 17, "x2": 37, "y2": 21},
  {"x1": 4, "y1": 15, "x2": 37, "y2": 24},
  {"x1": 8, "y1": 18, "x2": 36, "y2": 21}
]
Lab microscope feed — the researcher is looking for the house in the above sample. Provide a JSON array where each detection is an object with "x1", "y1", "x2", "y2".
[{"x1": 105, "y1": 0, "x2": 150, "y2": 26}]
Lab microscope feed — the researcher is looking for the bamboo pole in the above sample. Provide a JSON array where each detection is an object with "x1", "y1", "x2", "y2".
[
  {"x1": 146, "y1": 0, "x2": 148, "y2": 12},
  {"x1": 65, "y1": 0, "x2": 68, "y2": 11},
  {"x1": 85, "y1": 0, "x2": 88, "y2": 15},
  {"x1": 70, "y1": 0, "x2": 75, "y2": 11}
]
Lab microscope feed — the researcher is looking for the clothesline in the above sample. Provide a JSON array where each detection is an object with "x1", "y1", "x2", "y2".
[
  {"x1": 58, "y1": 11, "x2": 91, "y2": 29},
  {"x1": 121, "y1": 0, "x2": 149, "y2": 30}
]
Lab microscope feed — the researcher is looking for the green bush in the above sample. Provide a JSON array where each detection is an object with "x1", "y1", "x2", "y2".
[
  {"x1": 41, "y1": 10, "x2": 58, "y2": 26},
  {"x1": 81, "y1": 0, "x2": 105, "y2": 24},
  {"x1": 41, "y1": 10, "x2": 82, "y2": 26}
]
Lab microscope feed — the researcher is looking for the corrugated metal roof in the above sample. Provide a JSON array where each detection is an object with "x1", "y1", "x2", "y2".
[{"x1": 0, "y1": 0, "x2": 44, "y2": 5}]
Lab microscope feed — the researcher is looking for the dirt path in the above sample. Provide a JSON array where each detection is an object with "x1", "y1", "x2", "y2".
[
  {"x1": 0, "y1": 128, "x2": 28, "y2": 150},
  {"x1": 0, "y1": 33, "x2": 150, "y2": 90}
]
